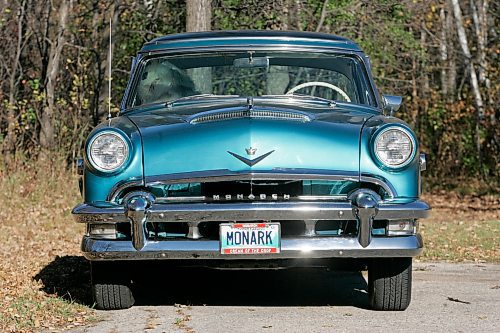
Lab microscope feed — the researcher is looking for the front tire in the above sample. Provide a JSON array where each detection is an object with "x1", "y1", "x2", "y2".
[
  {"x1": 368, "y1": 257, "x2": 412, "y2": 311},
  {"x1": 91, "y1": 262, "x2": 135, "y2": 310}
]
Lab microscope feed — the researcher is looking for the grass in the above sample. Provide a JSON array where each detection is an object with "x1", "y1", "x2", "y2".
[
  {"x1": 0, "y1": 159, "x2": 498, "y2": 331},
  {"x1": 4, "y1": 294, "x2": 89, "y2": 330},
  {"x1": 420, "y1": 219, "x2": 499, "y2": 262},
  {"x1": 419, "y1": 193, "x2": 499, "y2": 262}
]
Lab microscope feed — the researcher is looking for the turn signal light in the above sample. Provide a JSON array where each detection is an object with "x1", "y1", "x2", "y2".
[
  {"x1": 89, "y1": 224, "x2": 117, "y2": 239},
  {"x1": 387, "y1": 220, "x2": 416, "y2": 236}
]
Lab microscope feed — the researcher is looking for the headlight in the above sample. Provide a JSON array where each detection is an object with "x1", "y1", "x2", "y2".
[
  {"x1": 374, "y1": 127, "x2": 415, "y2": 168},
  {"x1": 88, "y1": 131, "x2": 129, "y2": 172}
]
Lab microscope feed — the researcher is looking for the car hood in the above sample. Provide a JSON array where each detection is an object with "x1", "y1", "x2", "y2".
[{"x1": 127, "y1": 103, "x2": 372, "y2": 179}]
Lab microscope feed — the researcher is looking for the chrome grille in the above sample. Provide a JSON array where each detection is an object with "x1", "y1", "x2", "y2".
[
  {"x1": 189, "y1": 110, "x2": 311, "y2": 124},
  {"x1": 109, "y1": 170, "x2": 396, "y2": 203},
  {"x1": 142, "y1": 180, "x2": 356, "y2": 204}
]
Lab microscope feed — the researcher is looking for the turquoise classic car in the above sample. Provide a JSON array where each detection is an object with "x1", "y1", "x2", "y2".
[{"x1": 73, "y1": 31, "x2": 430, "y2": 310}]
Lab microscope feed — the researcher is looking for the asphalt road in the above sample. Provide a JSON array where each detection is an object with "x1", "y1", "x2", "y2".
[{"x1": 71, "y1": 262, "x2": 499, "y2": 333}]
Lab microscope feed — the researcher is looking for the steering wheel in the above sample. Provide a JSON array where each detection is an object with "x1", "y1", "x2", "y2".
[{"x1": 285, "y1": 81, "x2": 351, "y2": 102}]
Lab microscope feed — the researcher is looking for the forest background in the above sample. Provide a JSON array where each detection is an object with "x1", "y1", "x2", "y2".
[{"x1": 0, "y1": 0, "x2": 498, "y2": 193}]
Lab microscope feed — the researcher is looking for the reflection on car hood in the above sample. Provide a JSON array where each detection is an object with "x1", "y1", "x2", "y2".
[{"x1": 127, "y1": 103, "x2": 373, "y2": 178}]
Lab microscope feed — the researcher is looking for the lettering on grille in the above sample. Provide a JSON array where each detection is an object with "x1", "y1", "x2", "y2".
[{"x1": 212, "y1": 194, "x2": 290, "y2": 201}]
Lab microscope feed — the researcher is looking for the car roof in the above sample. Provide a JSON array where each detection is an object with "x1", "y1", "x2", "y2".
[{"x1": 141, "y1": 30, "x2": 362, "y2": 53}]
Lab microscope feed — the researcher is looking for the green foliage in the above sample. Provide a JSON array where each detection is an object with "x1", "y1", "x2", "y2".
[{"x1": 214, "y1": 0, "x2": 288, "y2": 30}]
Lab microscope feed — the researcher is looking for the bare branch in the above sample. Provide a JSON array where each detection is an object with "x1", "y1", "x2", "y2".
[{"x1": 315, "y1": 0, "x2": 329, "y2": 32}]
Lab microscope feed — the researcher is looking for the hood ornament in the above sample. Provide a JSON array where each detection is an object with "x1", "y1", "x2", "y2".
[
  {"x1": 247, "y1": 96, "x2": 253, "y2": 110},
  {"x1": 228, "y1": 150, "x2": 274, "y2": 167},
  {"x1": 245, "y1": 147, "x2": 257, "y2": 155}
]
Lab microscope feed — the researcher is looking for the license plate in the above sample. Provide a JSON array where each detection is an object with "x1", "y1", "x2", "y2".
[{"x1": 220, "y1": 223, "x2": 281, "y2": 254}]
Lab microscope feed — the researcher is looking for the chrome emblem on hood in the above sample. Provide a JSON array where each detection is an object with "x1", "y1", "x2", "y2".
[
  {"x1": 245, "y1": 147, "x2": 257, "y2": 155},
  {"x1": 228, "y1": 150, "x2": 274, "y2": 167}
]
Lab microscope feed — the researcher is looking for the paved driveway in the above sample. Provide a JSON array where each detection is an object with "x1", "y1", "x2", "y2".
[{"x1": 71, "y1": 262, "x2": 499, "y2": 333}]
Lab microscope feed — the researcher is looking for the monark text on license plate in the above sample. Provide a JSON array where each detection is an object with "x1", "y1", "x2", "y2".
[{"x1": 226, "y1": 230, "x2": 273, "y2": 246}]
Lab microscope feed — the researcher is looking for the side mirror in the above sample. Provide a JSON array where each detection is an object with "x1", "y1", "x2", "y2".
[{"x1": 382, "y1": 95, "x2": 403, "y2": 116}]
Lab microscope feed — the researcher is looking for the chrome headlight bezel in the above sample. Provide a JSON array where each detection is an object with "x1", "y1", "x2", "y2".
[
  {"x1": 86, "y1": 130, "x2": 131, "y2": 173},
  {"x1": 372, "y1": 126, "x2": 417, "y2": 169}
]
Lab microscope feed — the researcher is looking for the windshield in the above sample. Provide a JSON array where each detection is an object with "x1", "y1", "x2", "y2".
[{"x1": 130, "y1": 51, "x2": 376, "y2": 108}]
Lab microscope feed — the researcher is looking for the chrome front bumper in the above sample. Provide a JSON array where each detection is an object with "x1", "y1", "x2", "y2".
[
  {"x1": 73, "y1": 192, "x2": 430, "y2": 261},
  {"x1": 81, "y1": 235, "x2": 424, "y2": 261}
]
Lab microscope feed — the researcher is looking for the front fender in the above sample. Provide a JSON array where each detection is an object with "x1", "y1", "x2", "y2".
[
  {"x1": 83, "y1": 116, "x2": 144, "y2": 203},
  {"x1": 360, "y1": 116, "x2": 420, "y2": 199}
]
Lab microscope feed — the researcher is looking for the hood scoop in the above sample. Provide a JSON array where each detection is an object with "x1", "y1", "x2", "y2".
[{"x1": 189, "y1": 108, "x2": 312, "y2": 124}]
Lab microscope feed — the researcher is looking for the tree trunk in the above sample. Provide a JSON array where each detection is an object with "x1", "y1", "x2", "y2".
[
  {"x1": 446, "y1": 0, "x2": 456, "y2": 101},
  {"x1": 186, "y1": 0, "x2": 211, "y2": 32},
  {"x1": 450, "y1": 0, "x2": 483, "y2": 118},
  {"x1": 417, "y1": 28, "x2": 429, "y2": 129},
  {"x1": 451, "y1": 0, "x2": 484, "y2": 168},
  {"x1": 315, "y1": 0, "x2": 329, "y2": 32},
  {"x1": 287, "y1": 0, "x2": 301, "y2": 31},
  {"x1": 2, "y1": 0, "x2": 27, "y2": 159},
  {"x1": 39, "y1": 0, "x2": 69, "y2": 152},
  {"x1": 439, "y1": 7, "x2": 448, "y2": 96},
  {"x1": 470, "y1": 0, "x2": 491, "y2": 105},
  {"x1": 186, "y1": 0, "x2": 212, "y2": 94}
]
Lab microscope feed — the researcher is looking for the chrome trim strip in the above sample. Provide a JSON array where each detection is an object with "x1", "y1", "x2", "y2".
[
  {"x1": 145, "y1": 169, "x2": 359, "y2": 185},
  {"x1": 155, "y1": 196, "x2": 207, "y2": 203},
  {"x1": 296, "y1": 195, "x2": 347, "y2": 201},
  {"x1": 107, "y1": 178, "x2": 144, "y2": 202},
  {"x1": 142, "y1": 45, "x2": 359, "y2": 56},
  {"x1": 146, "y1": 202, "x2": 358, "y2": 222},
  {"x1": 72, "y1": 204, "x2": 127, "y2": 223},
  {"x1": 156, "y1": 195, "x2": 347, "y2": 203},
  {"x1": 376, "y1": 201, "x2": 431, "y2": 219},
  {"x1": 188, "y1": 109, "x2": 312, "y2": 124},
  {"x1": 81, "y1": 234, "x2": 423, "y2": 260},
  {"x1": 146, "y1": 35, "x2": 356, "y2": 47},
  {"x1": 360, "y1": 175, "x2": 397, "y2": 198},
  {"x1": 73, "y1": 200, "x2": 430, "y2": 224}
]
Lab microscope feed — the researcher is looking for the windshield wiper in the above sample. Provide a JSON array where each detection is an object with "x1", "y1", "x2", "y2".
[
  {"x1": 163, "y1": 93, "x2": 337, "y2": 110},
  {"x1": 264, "y1": 94, "x2": 337, "y2": 108},
  {"x1": 165, "y1": 94, "x2": 239, "y2": 108}
]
